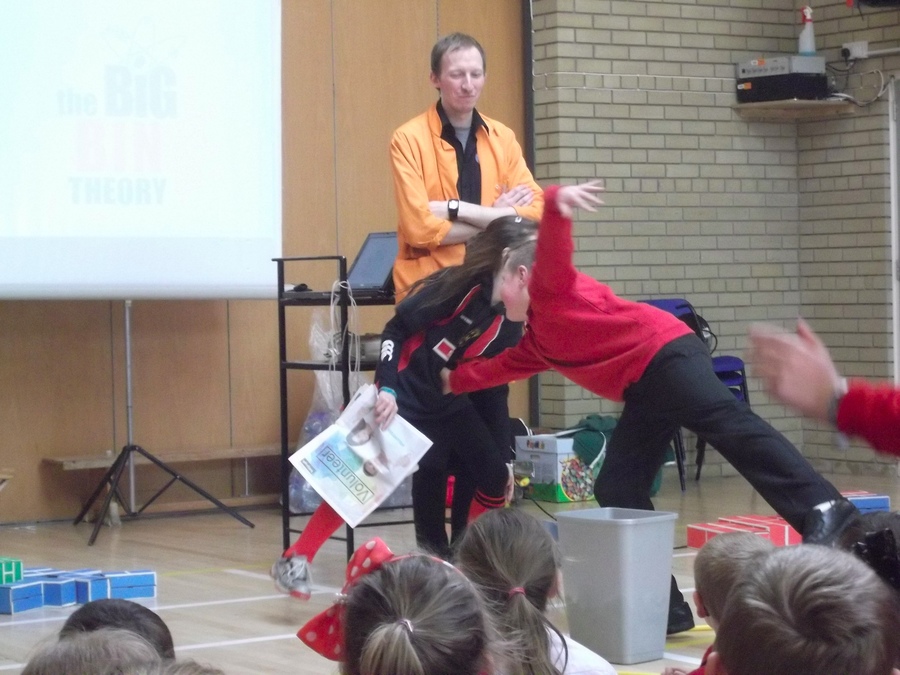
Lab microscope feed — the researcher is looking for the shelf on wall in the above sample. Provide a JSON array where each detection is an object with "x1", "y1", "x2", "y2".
[{"x1": 733, "y1": 99, "x2": 856, "y2": 122}]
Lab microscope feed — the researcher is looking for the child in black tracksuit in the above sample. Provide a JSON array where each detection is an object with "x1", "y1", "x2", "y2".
[{"x1": 270, "y1": 215, "x2": 536, "y2": 598}]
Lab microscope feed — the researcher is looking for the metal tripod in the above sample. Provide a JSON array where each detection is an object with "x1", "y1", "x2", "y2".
[{"x1": 74, "y1": 300, "x2": 254, "y2": 545}]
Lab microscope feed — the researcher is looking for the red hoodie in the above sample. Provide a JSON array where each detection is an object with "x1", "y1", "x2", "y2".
[
  {"x1": 838, "y1": 379, "x2": 900, "y2": 455},
  {"x1": 449, "y1": 185, "x2": 692, "y2": 401}
]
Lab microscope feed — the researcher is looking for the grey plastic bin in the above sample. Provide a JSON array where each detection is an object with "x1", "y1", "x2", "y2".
[{"x1": 557, "y1": 507, "x2": 678, "y2": 665}]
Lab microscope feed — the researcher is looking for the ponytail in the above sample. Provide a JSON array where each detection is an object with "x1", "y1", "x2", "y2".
[
  {"x1": 342, "y1": 556, "x2": 492, "y2": 675},
  {"x1": 456, "y1": 509, "x2": 564, "y2": 675},
  {"x1": 402, "y1": 216, "x2": 537, "y2": 311},
  {"x1": 358, "y1": 621, "x2": 425, "y2": 675}
]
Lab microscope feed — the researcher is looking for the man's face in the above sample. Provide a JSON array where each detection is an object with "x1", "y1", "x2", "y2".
[{"x1": 430, "y1": 46, "x2": 485, "y2": 120}]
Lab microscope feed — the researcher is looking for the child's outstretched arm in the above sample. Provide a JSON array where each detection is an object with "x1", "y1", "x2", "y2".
[{"x1": 555, "y1": 179, "x2": 605, "y2": 218}]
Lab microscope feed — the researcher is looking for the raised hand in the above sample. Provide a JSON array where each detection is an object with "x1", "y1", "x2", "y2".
[{"x1": 556, "y1": 180, "x2": 605, "y2": 218}]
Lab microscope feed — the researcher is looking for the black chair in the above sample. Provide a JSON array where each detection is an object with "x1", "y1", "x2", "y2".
[{"x1": 641, "y1": 298, "x2": 750, "y2": 482}]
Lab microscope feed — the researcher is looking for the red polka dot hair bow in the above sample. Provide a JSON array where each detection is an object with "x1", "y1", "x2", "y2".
[{"x1": 297, "y1": 537, "x2": 395, "y2": 661}]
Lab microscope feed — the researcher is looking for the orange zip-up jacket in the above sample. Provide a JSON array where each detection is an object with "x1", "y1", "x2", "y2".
[{"x1": 389, "y1": 104, "x2": 543, "y2": 300}]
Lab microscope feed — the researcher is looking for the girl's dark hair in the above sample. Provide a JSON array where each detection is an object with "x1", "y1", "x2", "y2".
[
  {"x1": 455, "y1": 508, "x2": 565, "y2": 675},
  {"x1": 403, "y1": 216, "x2": 537, "y2": 311},
  {"x1": 59, "y1": 598, "x2": 175, "y2": 660},
  {"x1": 341, "y1": 555, "x2": 492, "y2": 675}
]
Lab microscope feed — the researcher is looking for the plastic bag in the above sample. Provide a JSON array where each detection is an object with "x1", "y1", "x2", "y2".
[{"x1": 289, "y1": 308, "x2": 371, "y2": 514}]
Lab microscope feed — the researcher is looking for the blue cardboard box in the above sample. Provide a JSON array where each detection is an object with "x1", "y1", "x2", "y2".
[
  {"x1": 74, "y1": 576, "x2": 111, "y2": 604},
  {"x1": 35, "y1": 577, "x2": 76, "y2": 607},
  {"x1": 105, "y1": 570, "x2": 156, "y2": 600},
  {"x1": 0, "y1": 581, "x2": 43, "y2": 614},
  {"x1": 844, "y1": 492, "x2": 891, "y2": 514}
]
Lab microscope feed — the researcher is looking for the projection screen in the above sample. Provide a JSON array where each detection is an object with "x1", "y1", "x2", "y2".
[{"x1": 0, "y1": 0, "x2": 282, "y2": 299}]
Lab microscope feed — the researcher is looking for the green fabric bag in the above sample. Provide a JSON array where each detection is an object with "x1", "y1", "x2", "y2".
[
  {"x1": 569, "y1": 414, "x2": 665, "y2": 498},
  {"x1": 571, "y1": 414, "x2": 616, "y2": 473}
]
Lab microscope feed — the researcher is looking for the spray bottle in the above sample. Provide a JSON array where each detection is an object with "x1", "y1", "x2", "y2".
[{"x1": 799, "y1": 6, "x2": 816, "y2": 55}]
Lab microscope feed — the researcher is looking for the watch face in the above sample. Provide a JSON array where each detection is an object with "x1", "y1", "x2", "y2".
[{"x1": 449, "y1": 199, "x2": 459, "y2": 208}]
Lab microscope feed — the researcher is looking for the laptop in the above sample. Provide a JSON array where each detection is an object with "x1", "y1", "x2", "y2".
[{"x1": 290, "y1": 231, "x2": 397, "y2": 300}]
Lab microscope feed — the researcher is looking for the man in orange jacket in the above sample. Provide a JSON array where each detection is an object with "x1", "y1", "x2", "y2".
[{"x1": 389, "y1": 32, "x2": 543, "y2": 300}]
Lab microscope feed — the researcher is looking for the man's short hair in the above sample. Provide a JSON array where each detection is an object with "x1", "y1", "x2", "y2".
[
  {"x1": 693, "y1": 532, "x2": 773, "y2": 621},
  {"x1": 430, "y1": 32, "x2": 486, "y2": 76},
  {"x1": 715, "y1": 544, "x2": 900, "y2": 675}
]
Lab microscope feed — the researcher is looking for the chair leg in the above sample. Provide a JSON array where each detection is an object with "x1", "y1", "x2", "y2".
[
  {"x1": 695, "y1": 438, "x2": 706, "y2": 481},
  {"x1": 673, "y1": 429, "x2": 686, "y2": 493}
]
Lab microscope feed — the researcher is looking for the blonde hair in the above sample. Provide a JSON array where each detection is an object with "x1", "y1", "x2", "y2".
[
  {"x1": 23, "y1": 628, "x2": 162, "y2": 675},
  {"x1": 455, "y1": 508, "x2": 564, "y2": 675},
  {"x1": 716, "y1": 544, "x2": 900, "y2": 675},
  {"x1": 341, "y1": 555, "x2": 494, "y2": 675},
  {"x1": 693, "y1": 532, "x2": 774, "y2": 621}
]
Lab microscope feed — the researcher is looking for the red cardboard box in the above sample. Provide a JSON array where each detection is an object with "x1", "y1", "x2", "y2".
[
  {"x1": 718, "y1": 515, "x2": 801, "y2": 546},
  {"x1": 686, "y1": 521, "x2": 771, "y2": 549}
]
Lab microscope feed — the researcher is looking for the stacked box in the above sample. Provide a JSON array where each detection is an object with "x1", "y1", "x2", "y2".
[
  {"x1": 842, "y1": 491, "x2": 891, "y2": 513},
  {"x1": 686, "y1": 521, "x2": 770, "y2": 549},
  {"x1": 37, "y1": 577, "x2": 77, "y2": 607},
  {"x1": 515, "y1": 433, "x2": 592, "y2": 503},
  {"x1": 106, "y1": 570, "x2": 156, "y2": 600},
  {"x1": 0, "y1": 558, "x2": 22, "y2": 584},
  {"x1": 0, "y1": 580, "x2": 43, "y2": 614},
  {"x1": 718, "y1": 515, "x2": 801, "y2": 547},
  {"x1": 73, "y1": 575, "x2": 111, "y2": 604}
]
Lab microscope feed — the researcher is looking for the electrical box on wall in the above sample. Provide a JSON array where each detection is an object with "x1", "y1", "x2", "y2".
[{"x1": 735, "y1": 56, "x2": 828, "y2": 103}]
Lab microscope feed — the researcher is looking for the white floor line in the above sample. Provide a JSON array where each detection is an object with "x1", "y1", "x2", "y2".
[
  {"x1": 223, "y1": 568, "x2": 272, "y2": 580},
  {"x1": 179, "y1": 633, "x2": 299, "y2": 651},
  {"x1": 0, "y1": 589, "x2": 343, "y2": 629},
  {"x1": 672, "y1": 551, "x2": 697, "y2": 558}
]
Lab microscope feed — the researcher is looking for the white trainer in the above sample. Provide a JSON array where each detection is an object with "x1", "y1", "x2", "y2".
[{"x1": 271, "y1": 555, "x2": 312, "y2": 600}]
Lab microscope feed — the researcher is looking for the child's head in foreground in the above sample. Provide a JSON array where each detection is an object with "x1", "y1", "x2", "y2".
[
  {"x1": 454, "y1": 507, "x2": 565, "y2": 675},
  {"x1": 707, "y1": 544, "x2": 900, "y2": 675},
  {"x1": 693, "y1": 531, "x2": 774, "y2": 630},
  {"x1": 59, "y1": 598, "x2": 175, "y2": 660},
  {"x1": 340, "y1": 553, "x2": 495, "y2": 675}
]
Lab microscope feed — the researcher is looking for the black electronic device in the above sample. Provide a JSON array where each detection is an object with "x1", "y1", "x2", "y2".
[
  {"x1": 289, "y1": 231, "x2": 397, "y2": 300},
  {"x1": 735, "y1": 55, "x2": 829, "y2": 104}
]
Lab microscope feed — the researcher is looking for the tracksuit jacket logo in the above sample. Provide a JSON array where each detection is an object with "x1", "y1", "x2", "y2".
[{"x1": 380, "y1": 340, "x2": 394, "y2": 362}]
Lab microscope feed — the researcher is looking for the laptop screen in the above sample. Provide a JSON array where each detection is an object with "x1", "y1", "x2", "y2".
[{"x1": 347, "y1": 232, "x2": 397, "y2": 290}]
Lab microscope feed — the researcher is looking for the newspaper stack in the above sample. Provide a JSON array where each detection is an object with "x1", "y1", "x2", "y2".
[{"x1": 289, "y1": 383, "x2": 432, "y2": 527}]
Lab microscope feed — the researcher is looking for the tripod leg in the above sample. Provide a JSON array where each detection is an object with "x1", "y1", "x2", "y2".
[
  {"x1": 88, "y1": 448, "x2": 133, "y2": 545},
  {"x1": 74, "y1": 449, "x2": 128, "y2": 526},
  {"x1": 135, "y1": 447, "x2": 254, "y2": 528}
]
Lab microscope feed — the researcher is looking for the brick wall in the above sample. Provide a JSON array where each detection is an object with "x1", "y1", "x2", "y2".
[{"x1": 532, "y1": 0, "x2": 898, "y2": 476}]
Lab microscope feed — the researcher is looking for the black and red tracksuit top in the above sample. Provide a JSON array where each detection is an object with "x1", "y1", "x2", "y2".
[{"x1": 375, "y1": 274, "x2": 523, "y2": 419}]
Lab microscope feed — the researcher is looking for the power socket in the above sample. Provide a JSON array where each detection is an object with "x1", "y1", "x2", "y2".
[{"x1": 842, "y1": 40, "x2": 869, "y2": 60}]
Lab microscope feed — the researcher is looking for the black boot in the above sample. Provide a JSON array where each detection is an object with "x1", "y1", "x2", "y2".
[
  {"x1": 667, "y1": 575, "x2": 695, "y2": 635},
  {"x1": 802, "y1": 497, "x2": 861, "y2": 547}
]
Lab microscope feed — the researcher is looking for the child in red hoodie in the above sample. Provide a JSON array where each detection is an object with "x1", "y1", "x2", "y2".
[{"x1": 445, "y1": 181, "x2": 858, "y2": 633}]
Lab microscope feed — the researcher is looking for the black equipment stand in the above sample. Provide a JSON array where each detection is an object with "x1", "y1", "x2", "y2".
[{"x1": 74, "y1": 300, "x2": 254, "y2": 545}]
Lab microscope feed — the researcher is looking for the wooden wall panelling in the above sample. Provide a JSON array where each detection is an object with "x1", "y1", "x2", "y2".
[
  {"x1": 0, "y1": 301, "x2": 114, "y2": 522},
  {"x1": 278, "y1": 0, "x2": 341, "y2": 446},
  {"x1": 331, "y1": 0, "x2": 436, "y2": 259}
]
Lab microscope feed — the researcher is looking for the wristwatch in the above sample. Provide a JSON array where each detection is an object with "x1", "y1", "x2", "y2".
[{"x1": 448, "y1": 199, "x2": 460, "y2": 221}]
